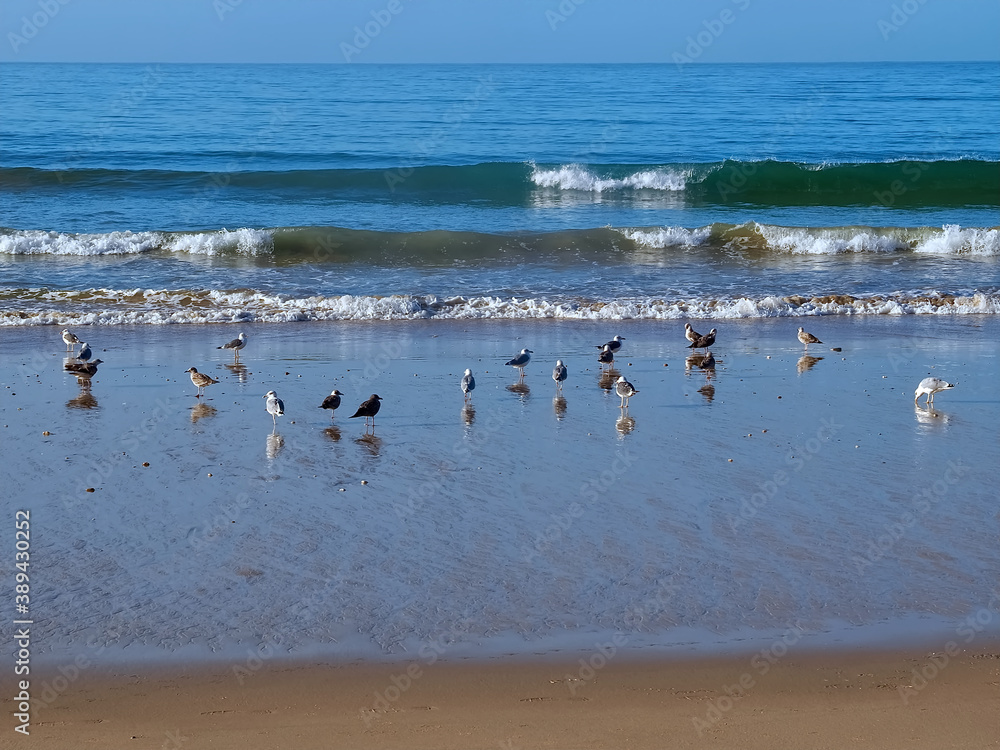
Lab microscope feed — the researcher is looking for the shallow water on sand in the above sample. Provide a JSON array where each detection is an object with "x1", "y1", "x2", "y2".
[{"x1": 2, "y1": 317, "x2": 998, "y2": 666}]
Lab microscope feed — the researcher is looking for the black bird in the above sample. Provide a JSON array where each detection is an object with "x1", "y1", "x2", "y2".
[
  {"x1": 350, "y1": 394, "x2": 382, "y2": 427},
  {"x1": 65, "y1": 358, "x2": 104, "y2": 377},
  {"x1": 320, "y1": 389, "x2": 343, "y2": 417},
  {"x1": 688, "y1": 328, "x2": 717, "y2": 350}
]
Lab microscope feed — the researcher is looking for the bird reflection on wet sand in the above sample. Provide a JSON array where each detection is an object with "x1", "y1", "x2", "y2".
[
  {"x1": 67, "y1": 390, "x2": 99, "y2": 410},
  {"x1": 266, "y1": 432, "x2": 284, "y2": 460},
  {"x1": 698, "y1": 384, "x2": 715, "y2": 403},
  {"x1": 190, "y1": 402, "x2": 217, "y2": 423},
  {"x1": 797, "y1": 355, "x2": 824, "y2": 374},
  {"x1": 224, "y1": 362, "x2": 248, "y2": 382},
  {"x1": 323, "y1": 425, "x2": 342, "y2": 442},
  {"x1": 616, "y1": 413, "x2": 635, "y2": 436},
  {"x1": 462, "y1": 403, "x2": 476, "y2": 425},
  {"x1": 553, "y1": 395, "x2": 567, "y2": 420},
  {"x1": 598, "y1": 367, "x2": 621, "y2": 392},
  {"x1": 356, "y1": 433, "x2": 382, "y2": 457},
  {"x1": 686, "y1": 351, "x2": 716, "y2": 379},
  {"x1": 506, "y1": 381, "x2": 530, "y2": 400},
  {"x1": 914, "y1": 404, "x2": 951, "y2": 427}
]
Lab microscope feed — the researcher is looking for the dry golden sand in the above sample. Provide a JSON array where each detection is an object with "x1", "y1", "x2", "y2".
[{"x1": 14, "y1": 647, "x2": 1000, "y2": 749}]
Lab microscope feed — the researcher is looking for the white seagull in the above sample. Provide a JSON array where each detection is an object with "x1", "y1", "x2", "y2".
[
  {"x1": 914, "y1": 377, "x2": 955, "y2": 406},
  {"x1": 461, "y1": 369, "x2": 476, "y2": 401},
  {"x1": 684, "y1": 323, "x2": 701, "y2": 344},
  {"x1": 552, "y1": 360, "x2": 568, "y2": 389},
  {"x1": 505, "y1": 348, "x2": 532, "y2": 378},
  {"x1": 76, "y1": 342, "x2": 92, "y2": 362},
  {"x1": 62, "y1": 329, "x2": 81, "y2": 351},
  {"x1": 615, "y1": 376, "x2": 638, "y2": 409},
  {"x1": 263, "y1": 390, "x2": 284, "y2": 426}
]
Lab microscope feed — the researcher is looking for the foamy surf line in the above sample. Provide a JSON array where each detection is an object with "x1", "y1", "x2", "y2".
[
  {"x1": 1, "y1": 223, "x2": 999, "y2": 257},
  {"x1": 2, "y1": 289, "x2": 998, "y2": 326}
]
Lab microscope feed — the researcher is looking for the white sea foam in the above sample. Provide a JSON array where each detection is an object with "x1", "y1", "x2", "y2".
[
  {"x1": 618, "y1": 226, "x2": 713, "y2": 248},
  {"x1": 751, "y1": 224, "x2": 909, "y2": 255},
  {"x1": 913, "y1": 225, "x2": 1000, "y2": 256},
  {"x1": 0, "y1": 229, "x2": 165, "y2": 255},
  {"x1": 531, "y1": 164, "x2": 689, "y2": 192},
  {"x1": 0, "y1": 228, "x2": 275, "y2": 256},
  {"x1": 2, "y1": 288, "x2": 997, "y2": 326}
]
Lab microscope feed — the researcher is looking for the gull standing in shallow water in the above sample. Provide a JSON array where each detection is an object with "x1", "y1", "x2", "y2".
[
  {"x1": 319, "y1": 389, "x2": 343, "y2": 417},
  {"x1": 350, "y1": 394, "x2": 382, "y2": 429},
  {"x1": 461, "y1": 369, "x2": 476, "y2": 401},
  {"x1": 914, "y1": 377, "x2": 956, "y2": 406},
  {"x1": 615, "y1": 376, "x2": 638, "y2": 409},
  {"x1": 684, "y1": 323, "x2": 701, "y2": 344},
  {"x1": 218, "y1": 332, "x2": 247, "y2": 361},
  {"x1": 597, "y1": 335, "x2": 625, "y2": 354},
  {"x1": 264, "y1": 390, "x2": 284, "y2": 427},
  {"x1": 505, "y1": 348, "x2": 532, "y2": 378},
  {"x1": 688, "y1": 328, "x2": 717, "y2": 351},
  {"x1": 76, "y1": 342, "x2": 92, "y2": 362},
  {"x1": 598, "y1": 344, "x2": 615, "y2": 368},
  {"x1": 797, "y1": 327, "x2": 822, "y2": 348},
  {"x1": 62, "y1": 329, "x2": 81, "y2": 351},
  {"x1": 185, "y1": 367, "x2": 219, "y2": 397},
  {"x1": 552, "y1": 360, "x2": 568, "y2": 389}
]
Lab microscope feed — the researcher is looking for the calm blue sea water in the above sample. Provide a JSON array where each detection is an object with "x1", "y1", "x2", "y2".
[{"x1": 1, "y1": 62, "x2": 998, "y2": 324}]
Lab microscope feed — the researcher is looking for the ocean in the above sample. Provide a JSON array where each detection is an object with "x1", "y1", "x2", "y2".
[
  {"x1": 1, "y1": 62, "x2": 998, "y2": 324},
  {"x1": 3, "y1": 62, "x2": 1000, "y2": 666}
]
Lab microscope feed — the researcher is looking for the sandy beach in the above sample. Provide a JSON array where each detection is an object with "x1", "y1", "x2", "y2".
[
  {"x1": 11, "y1": 647, "x2": 1000, "y2": 749},
  {"x1": 2, "y1": 316, "x2": 998, "y2": 746}
]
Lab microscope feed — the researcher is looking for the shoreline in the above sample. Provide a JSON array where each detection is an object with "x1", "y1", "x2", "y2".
[{"x1": 11, "y1": 645, "x2": 1000, "y2": 749}]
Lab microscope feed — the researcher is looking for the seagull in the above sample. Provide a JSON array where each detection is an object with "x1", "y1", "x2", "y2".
[
  {"x1": 218, "y1": 332, "x2": 247, "y2": 360},
  {"x1": 552, "y1": 360, "x2": 568, "y2": 389},
  {"x1": 505, "y1": 348, "x2": 532, "y2": 378},
  {"x1": 62, "y1": 329, "x2": 81, "y2": 351},
  {"x1": 797, "y1": 327, "x2": 822, "y2": 347},
  {"x1": 263, "y1": 390, "x2": 284, "y2": 426},
  {"x1": 350, "y1": 394, "x2": 382, "y2": 428},
  {"x1": 688, "y1": 328, "x2": 717, "y2": 351},
  {"x1": 914, "y1": 377, "x2": 955, "y2": 406},
  {"x1": 684, "y1": 323, "x2": 701, "y2": 344},
  {"x1": 598, "y1": 344, "x2": 615, "y2": 367},
  {"x1": 76, "y1": 342, "x2": 92, "y2": 362},
  {"x1": 616, "y1": 376, "x2": 638, "y2": 409},
  {"x1": 185, "y1": 367, "x2": 219, "y2": 397},
  {"x1": 596, "y1": 335, "x2": 625, "y2": 354},
  {"x1": 64, "y1": 358, "x2": 103, "y2": 377},
  {"x1": 319, "y1": 389, "x2": 343, "y2": 416},
  {"x1": 699, "y1": 350, "x2": 716, "y2": 370},
  {"x1": 461, "y1": 369, "x2": 476, "y2": 401}
]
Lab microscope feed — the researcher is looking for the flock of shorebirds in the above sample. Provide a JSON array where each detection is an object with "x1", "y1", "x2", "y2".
[{"x1": 60, "y1": 322, "x2": 957, "y2": 431}]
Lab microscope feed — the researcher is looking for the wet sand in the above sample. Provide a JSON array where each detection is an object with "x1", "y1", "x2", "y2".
[
  {"x1": 11, "y1": 647, "x2": 1000, "y2": 749},
  {"x1": 1, "y1": 317, "x2": 998, "y2": 670}
]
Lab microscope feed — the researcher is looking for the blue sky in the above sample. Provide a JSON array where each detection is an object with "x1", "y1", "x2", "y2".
[{"x1": 2, "y1": 0, "x2": 998, "y2": 63}]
